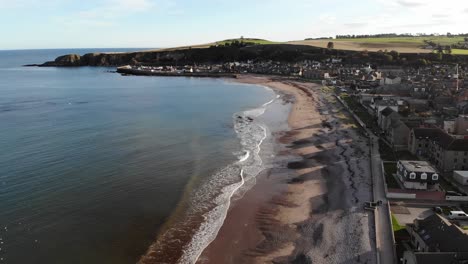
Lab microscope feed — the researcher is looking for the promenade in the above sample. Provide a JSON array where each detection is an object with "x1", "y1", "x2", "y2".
[{"x1": 336, "y1": 94, "x2": 396, "y2": 264}]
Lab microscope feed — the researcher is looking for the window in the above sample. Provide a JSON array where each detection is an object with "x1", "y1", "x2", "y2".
[
  {"x1": 419, "y1": 143, "x2": 422, "y2": 147},
  {"x1": 465, "y1": 152, "x2": 467, "y2": 156},
  {"x1": 432, "y1": 174, "x2": 439, "y2": 181},
  {"x1": 455, "y1": 158, "x2": 458, "y2": 163},
  {"x1": 421, "y1": 173, "x2": 427, "y2": 180},
  {"x1": 410, "y1": 172, "x2": 417, "y2": 179}
]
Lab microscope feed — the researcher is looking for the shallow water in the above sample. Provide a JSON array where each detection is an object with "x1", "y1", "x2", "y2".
[{"x1": 0, "y1": 49, "x2": 275, "y2": 264}]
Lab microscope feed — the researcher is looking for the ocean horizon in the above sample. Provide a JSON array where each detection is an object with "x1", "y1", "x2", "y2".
[{"x1": 0, "y1": 49, "x2": 285, "y2": 263}]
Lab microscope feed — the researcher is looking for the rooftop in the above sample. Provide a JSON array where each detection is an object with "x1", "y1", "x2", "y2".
[
  {"x1": 455, "y1": 171, "x2": 468, "y2": 178},
  {"x1": 400, "y1": 160, "x2": 437, "y2": 173},
  {"x1": 411, "y1": 214, "x2": 468, "y2": 252}
]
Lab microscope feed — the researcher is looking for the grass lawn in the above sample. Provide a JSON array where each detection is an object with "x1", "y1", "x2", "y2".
[
  {"x1": 391, "y1": 214, "x2": 406, "y2": 232},
  {"x1": 452, "y1": 49, "x2": 468, "y2": 55}
]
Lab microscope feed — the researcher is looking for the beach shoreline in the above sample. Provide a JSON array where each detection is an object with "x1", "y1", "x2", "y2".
[{"x1": 197, "y1": 75, "x2": 376, "y2": 264}]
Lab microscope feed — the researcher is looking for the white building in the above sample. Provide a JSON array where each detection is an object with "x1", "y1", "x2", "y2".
[
  {"x1": 397, "y1": 160, "x2": 439, "y2": 190},
  {"x1": 454, "y1": 171, "x2": 468, "y2": 186}
]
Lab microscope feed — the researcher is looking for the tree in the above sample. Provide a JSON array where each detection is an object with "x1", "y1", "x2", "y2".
[
  {"x1": 417, "y1": 59, "x2": 428, "y2": 66},
  {"x1": 437, "y1": 45, "x2": 444, "y2": 54},
  {"x1": 327, "y1": 41, "x2": 334, "y2": 49},
  {"x1": 383, "y1": 54, "x2": 393, "y2": 63},
  {"x1": 389, "y1": 50, "x2": 399, "y2": 59},
  {"x1": 445, "y1": 45, "x2": 452, "y2": 54}
]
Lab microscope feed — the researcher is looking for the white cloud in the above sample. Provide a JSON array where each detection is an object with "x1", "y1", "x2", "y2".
[{"x1": 396, "y1": 0, "x2": 425, "y2": 7}]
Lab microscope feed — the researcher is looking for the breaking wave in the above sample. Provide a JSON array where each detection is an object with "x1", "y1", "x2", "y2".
[{"x1": 178, "y1": 99, "x2": 272, "y2": 263}]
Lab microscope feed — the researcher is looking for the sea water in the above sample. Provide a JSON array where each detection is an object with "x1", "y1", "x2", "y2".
[{"x1": 0, "y1": 49, "x2": 279, "y2": 264}]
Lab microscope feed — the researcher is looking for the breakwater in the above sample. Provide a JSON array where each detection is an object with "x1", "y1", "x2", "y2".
[{"x1": 116, "y1": 66, "x2": 237, "y2": 78}]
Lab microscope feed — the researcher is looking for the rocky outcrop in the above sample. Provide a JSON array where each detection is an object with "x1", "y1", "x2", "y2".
[{"x1": 41, "y1": 54, "x2": 82, "y2": 66}]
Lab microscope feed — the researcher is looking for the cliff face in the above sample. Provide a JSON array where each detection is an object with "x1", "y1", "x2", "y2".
[
  {"x1": 37, "y1": 44, "x2": 468, "y2": 67},
  {"x1": 38, "y1": 45, "x2": 329, "y2": 67}
]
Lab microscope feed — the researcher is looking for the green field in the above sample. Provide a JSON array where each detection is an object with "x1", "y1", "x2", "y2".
[
  {"x1": 293, "y1": 35, "x2": 468, "y2": 54},
  {"x1": 453, "y1": 49, "x2": 468, "y2": 55},
  {"x1": 335, "y1": 36, "x2": 465, "y2": 45}
]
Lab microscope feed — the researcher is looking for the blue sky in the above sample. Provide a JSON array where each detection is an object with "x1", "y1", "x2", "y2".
[{"x1": 1, "y1": 0, "x2": 468, "y2": 49}]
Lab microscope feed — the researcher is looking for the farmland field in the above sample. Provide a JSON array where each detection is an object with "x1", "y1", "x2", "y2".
[{"x1": 289, "y1": 36, "x2": 467, "y2": 54}]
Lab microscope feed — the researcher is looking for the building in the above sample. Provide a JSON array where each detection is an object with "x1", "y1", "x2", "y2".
[
  {"x1": 379, "y1": 109, "x2": 411, "y2": 150},
  {"x1": 397, "y1": 160, "x2": 439, "y2": 190},
  {"x1": 374, "y1": 99, "x2": 399, "y2": 119},
  {"x1": 403, "y1": 214, "x2": 468, "y2": 264},
  {"x1": 409, "y1": 128, "x2": 468, "y2": 172},
  {"x1": 454, "y1": 171, "x2": 468, "y2": 186},
  {"x1": 455, "y1": 116, "x2": 468, "y2": 135},
  {"x1": 380, "y1": 76, "x2": 402, "y2": 85},
  {"x1": 402, "y1": 252, "x2": 468, "y2": 264}
]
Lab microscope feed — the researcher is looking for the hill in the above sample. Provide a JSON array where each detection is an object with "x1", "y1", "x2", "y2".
[{"x1": 141, "y1": 38, "x2": 280, "y2": 53}]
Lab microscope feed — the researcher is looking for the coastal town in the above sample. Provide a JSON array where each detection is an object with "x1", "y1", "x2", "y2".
[{"x1": 117, "y1": 53, "x2": 468, "y2": 263}]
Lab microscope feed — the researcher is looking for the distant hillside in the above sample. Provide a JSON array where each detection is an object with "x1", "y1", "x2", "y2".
[
  {"x1": 36, "y1": 36, "x2": 468, "y2": 67},
  {"x1": 142, "y1": 38, "x2": 279, "y2": 53},
  {"x1": 289, "y1": 36, "x2": 468, "y2": 55}
]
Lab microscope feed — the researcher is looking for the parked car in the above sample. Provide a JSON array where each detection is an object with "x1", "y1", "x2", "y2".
[
  {"x1": 448, "y1": 211, "x2": 468, "y2": 220},
  {"x1": 433, "y1": 206, "x2": 443, "y2": 214}
]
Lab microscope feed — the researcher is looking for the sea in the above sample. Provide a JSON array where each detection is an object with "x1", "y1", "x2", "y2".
[{"x1": 0, "y1": 49, "x2": 289, "y2": 264}]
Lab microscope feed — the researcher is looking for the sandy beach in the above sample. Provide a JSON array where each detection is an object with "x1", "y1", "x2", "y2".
[{"x1": 198, "y1": 75, "x2": 376, "y2": 264}]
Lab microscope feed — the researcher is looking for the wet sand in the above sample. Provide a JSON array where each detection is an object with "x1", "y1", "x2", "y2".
[{"x1": 198, "y1": 75, "x2": 376, "y2": 264}]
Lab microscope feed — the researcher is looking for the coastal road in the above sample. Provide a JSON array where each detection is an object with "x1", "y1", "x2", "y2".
[{"x1": 370, "y1": 135, "x2": 396, "y2": 264}]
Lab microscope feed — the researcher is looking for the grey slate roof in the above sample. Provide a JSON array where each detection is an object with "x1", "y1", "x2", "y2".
[
  {"x1": 415, "y1": 214, "x2": 468, "y2": 252},
  {"x1": 414, "y1": 252, "x2": 468, "y2": 264},
  {"x1": 412, "y1": 128, "x2": 468, "y2": 151},
  {"x1": 381, "y1": 107, "x2": 395, "y2": 117}
]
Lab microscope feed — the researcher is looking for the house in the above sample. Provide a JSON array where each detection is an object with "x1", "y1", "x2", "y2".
[
  {"x1": 378, "y1": 108, "x2": 411, "y2": 150},
  {"x1": 433, "y1": 96, "x2": 455, "y2": 112},
  {"x1": 405, "y1": 99, "x2": 430, "y2": 114},
  {"x1": 378, "y1": 107, "x2": 395, "y2": 129},
  {"x1": 403, "y1": 214, "x2": 468, "y2": 264},
  {"x1": 374, "y1": 99, "x2": 399, "y2": 119},
  {"x1": 454, "y1": 171, "x2": 468, "y2": 186},
  {"x1": 397, "y1": 160, "x2": 439, "y2": 190},
  {"x1": 455, "y1": 115, "x2": 468, "y2": 135},
  {"x1": 380, "y1": 75, "x2": 402, "y2": 85},
  {"x1": 402, "y1": 252, "x2": 468, "y2": 264},
  {"x1": 409, "y1": 128, "x2": 468, "y2": 172},
  {"x1": 388, "y1": 117, "x2": 411, "y2": 151}
]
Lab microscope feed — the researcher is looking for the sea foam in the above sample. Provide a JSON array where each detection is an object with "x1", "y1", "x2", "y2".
[{"x1": 177, "y1": 96, "x2": 273, "y2": 264}]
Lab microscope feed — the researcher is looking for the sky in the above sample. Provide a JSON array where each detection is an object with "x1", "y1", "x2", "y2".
[{"x1": 1, "y1": 0, "x2": 468, "y2": 49}]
